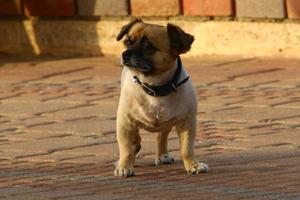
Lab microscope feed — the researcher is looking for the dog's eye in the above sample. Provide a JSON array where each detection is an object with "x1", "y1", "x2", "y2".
[
  {"x1": 143, "y1": 41, "x2": 156, "y2": 52},
  {"x1": 124, "y1": 38, "x2": 134, "y2": 46}
]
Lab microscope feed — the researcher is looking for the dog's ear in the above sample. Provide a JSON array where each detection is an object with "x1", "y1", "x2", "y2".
[
  {"x1": 116, "y1": 19, "x2": 143, "y2": 41},
  {"x1": 167, "y1": 23, "x2": 194, "y2": 55}
]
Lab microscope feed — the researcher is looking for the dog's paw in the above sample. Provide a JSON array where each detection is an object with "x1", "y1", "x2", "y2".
[
  {"x1": 155, "y1": 154, "x2": 175, "y2": 166},
  {"x1": 187, "y1": 162, "x2": 209, "y2": 174},
  {"x1": 114, "y1": 165, "x2": 135, "y2": 177}
]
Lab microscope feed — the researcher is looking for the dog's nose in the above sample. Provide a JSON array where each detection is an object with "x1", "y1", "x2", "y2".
[{"x1": 122, "y1": 51, "x2": 130, "y2": 61}]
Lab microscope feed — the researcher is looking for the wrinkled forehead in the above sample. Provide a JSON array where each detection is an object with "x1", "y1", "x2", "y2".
[{"x1": 128, "y1": 23, "x2": 170, "y2": 52}]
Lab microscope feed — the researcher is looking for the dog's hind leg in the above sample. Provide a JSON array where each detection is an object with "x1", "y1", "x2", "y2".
[{"x1": 155, "y1": 129, "x2": 175, "y2": 166}]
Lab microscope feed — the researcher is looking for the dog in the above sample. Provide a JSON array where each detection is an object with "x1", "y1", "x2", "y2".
[{"x1": 115, "y1": 19, "x2": 209, "y2": 177}]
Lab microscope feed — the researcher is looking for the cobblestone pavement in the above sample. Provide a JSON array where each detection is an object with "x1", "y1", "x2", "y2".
[{"x1": 0, "y1": 55, "x2": 299, "y2": 200}]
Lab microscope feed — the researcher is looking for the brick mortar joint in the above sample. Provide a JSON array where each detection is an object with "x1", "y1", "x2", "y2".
[{"x1": 1, "y1": 16, "x2": 300, "y2": 24}]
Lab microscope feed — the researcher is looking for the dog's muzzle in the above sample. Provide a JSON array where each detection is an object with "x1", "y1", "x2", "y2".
[{"x1": 122, "y1": 50, "x2": 152, "y2": 74}]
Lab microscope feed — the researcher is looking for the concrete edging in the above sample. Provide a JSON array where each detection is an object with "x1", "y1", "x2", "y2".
[{"x1": 0, "y1": 19, "x2": 300, "y2": 58}]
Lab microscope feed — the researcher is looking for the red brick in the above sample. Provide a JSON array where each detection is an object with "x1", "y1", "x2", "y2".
[
  {"x1": 0, "y1": 0, "x2": 22, "y2": 16},
  {"x1": 131, "y1": 0, "x2": 181, "y2": 16},
  {"x1": 183, "y1": 0, "x2": 233, "y2": 16},
  {"x1": 77, "y1": 0, "x2": 129, "y2": 16},
  {"x1": 286, "y1": 0, "x2": 300, "y2": 19},
  {"x1": 24, "y1": 0, "x2": 75, "y2": 17}
]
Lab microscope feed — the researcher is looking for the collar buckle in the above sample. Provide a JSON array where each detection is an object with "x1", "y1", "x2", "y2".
[
  {"x1": 171, "y1": 83, "x2": 177, "y2": 92},
  {"x1": 141, "y1": 83, "x2": 157, "y2": 96}
]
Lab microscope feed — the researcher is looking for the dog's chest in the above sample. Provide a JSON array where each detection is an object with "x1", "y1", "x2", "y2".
[{"x1": 135, "y1": 97, "x2": 176, "y2": 130}]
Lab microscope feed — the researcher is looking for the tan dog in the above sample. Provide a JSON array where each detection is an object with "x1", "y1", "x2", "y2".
[{"x1": 115, "y1": 19, "x2": 209, "y2": 177}]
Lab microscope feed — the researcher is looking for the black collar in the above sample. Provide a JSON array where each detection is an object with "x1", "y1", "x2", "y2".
[{"x1": 132, "y1": 57, "x2": 189, "y2": 97}]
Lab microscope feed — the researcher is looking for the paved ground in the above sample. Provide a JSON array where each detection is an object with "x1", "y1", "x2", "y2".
[{"x1": 0, "y1": 55, "x2": 299, "y2": 200}]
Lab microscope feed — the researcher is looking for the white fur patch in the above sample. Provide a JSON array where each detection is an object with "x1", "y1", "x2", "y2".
[
  {"x1": 114, "y1": 167, "x2": 135, "y2": 177},
  {"x1": 188, "y1": 162, "x2": 209, "y2": 174},
  {"x1": 155, "y1": 154, "x2": 175, "y2": 166}
]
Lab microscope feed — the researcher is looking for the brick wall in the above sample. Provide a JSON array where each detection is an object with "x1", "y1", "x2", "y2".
[{"x1": 1, "y1": 0, "x2": 300, "y2": 20}]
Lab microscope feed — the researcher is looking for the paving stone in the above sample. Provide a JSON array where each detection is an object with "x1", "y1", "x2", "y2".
[
  {"x1": 25, "y1": 118, "x2": 115, "y2": 136},
  {"x1": 77, "y1": 0, "x2": 129, "y2": 16},
  {"x1": 198, "y1": 103, "x2": 300, "y2": 124},
  {"x1": 1, "y1": 136, "x2": 102, "y2": 159},
  {"x1": 41, "y1": 102, "x2": 118, "y2": 119},
  {"x1": 0, "y1": 0, "x2": 22, "y2": 16},
  {"x1": 236, "y1": 0, "x2": 286, "y2": 19},
  {"x1": 183, "y1": 0, "x2": 233, "y2": 16},
  {"x1": 24, "y1": 0, "x2": 75, "y2": 16},
  {"x1": 131, "y1": 0, "x2": 181, "y2": 16},
  {"x1": 286, "y1": 0, "x2": 300, "y2": 19},
  {"x1": 0, "y1": 101, "x2": 81, "y2": 116}
]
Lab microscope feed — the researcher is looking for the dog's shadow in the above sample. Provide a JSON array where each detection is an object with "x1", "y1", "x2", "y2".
[{"x1": 108, "y1": 148, "x2": 297, "y2": 177}]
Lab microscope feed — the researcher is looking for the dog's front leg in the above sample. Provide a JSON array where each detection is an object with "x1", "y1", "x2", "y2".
[
  {"x1": 114, "y1": 117, "x2": 137, "y2": 177},
  {"x1": 176, "y1": 116, "x2": 209, "y2": 174}
]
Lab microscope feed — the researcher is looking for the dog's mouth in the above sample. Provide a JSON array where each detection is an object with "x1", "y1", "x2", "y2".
[{"x1": 121, "y1": 51, "x2": 153, "y2": 74}]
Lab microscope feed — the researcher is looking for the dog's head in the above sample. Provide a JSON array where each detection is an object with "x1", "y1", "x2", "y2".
[{"x1": 117, "y1": 19, "x2": 194, "y2": 75}]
